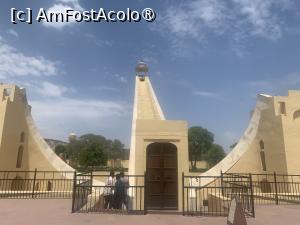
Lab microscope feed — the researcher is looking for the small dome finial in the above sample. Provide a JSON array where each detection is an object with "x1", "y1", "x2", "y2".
[{"x1": 135, "y1": 61, "x2": 148, "y2": 77}]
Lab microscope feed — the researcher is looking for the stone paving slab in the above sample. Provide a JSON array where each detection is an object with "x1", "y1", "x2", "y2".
[{"x1": 0, "y1": 199, "x2": 300, "y2": 225}]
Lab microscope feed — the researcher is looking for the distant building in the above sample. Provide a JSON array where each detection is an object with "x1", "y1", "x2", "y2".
[
  {"x1": 68, "y1": 133, "x2": 77, "y2": 142},
  {"x1": 107, "y1": 149, "x2": 129, "y2": 169}
]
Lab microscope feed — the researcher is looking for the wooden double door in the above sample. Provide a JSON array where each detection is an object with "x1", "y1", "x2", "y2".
[{"x1": 146, "y1": 143, "x2": 178, "y2": 210}]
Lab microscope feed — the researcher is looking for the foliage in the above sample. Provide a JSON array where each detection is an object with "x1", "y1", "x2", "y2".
[
  {"x1": 78, "y1": 142, "x2": 107, "y2": 168},
  {"x1": 55, "y1": 145, "x2": 67, "y2": 155},
  {"x1": 230, "y1": 142, "x2": 238, "y2": 149},
  {"x1": 54, "y1": 145, "x2": 68, "y2": 161},
  {"x1": 188, "y1": 126, "x2": 214, "y2": 169},
  {"x1": 107, "y1": 139, "x2": 124, "y2": 160},
  {"x1": 204, "y1": 144, "x2": 226, "y2": 168},
  {"x1": 189, "y1": 167, "x2": 209, "y2": 173},
  {"x1": 54, "y1": 133, "x2": 127, "y2": 168},
  {"x1": 188, "y1": 126, "x2": 226, "y2": 169}
]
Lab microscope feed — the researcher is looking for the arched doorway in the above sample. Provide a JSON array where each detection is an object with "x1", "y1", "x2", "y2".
[{"x1": 146, "y1": 142, "x2": 178, "y2": 210}]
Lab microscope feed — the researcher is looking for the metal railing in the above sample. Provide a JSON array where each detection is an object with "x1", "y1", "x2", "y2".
[
  {"x1": 2, "y1": 169, "x2": 300, "y2": 217},
  {"x1": 182, "y1": 172, "x2": 255, "y2": 217},
  {"x1": 71, "y1": 172, "x2": 146, "y2": 214},
  {"x1": 0, "y1": 170, "x2": 74, "y2": 199},
  {"x1": 72, "y1": 171, "x2": 93, "y2": 212},
  {"x1": 239, "y1": 173, "x2": 300, "y2": 205}
]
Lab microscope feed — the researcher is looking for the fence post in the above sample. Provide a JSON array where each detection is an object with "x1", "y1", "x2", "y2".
[
  {"x1": 31, "y1": 168, "x2": 37, "y2": 198},
  {"x1": 71, "y1": 171, "x2": 77, "y2": 213},
  {"x1": 182, "y1": 172, "x2": 185, "y2": 216},
  {"x1": 274, "y1": 172, "x2": 279, "y2": 205},
  {"x1": 221, "y1": 170, "x2": 224, "y2": 197},
  {"x1": 90, "y1": 171, "x2": 93, "y2": 193},
  {"x1": 144, "y1": 171, "x2": 147, "y2": 215},
  {"x1": 249, "y1": 173, "x2": 255, "y2": 218}
]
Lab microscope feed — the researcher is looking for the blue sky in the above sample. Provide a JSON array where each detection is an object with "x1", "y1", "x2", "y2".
[{"x1": 0, "y1": 0, "x2": 300, "y2": 150}]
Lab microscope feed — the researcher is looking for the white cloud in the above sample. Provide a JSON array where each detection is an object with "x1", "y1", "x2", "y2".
[
  {"x1": 176, "y1": 80, "x2": 220, "y2": 98},
  {"x1": 42, "y1": 0, "x2": 84, "y2": 29},
  {"x1": 114, "y1": 74, "x2": 128, "y2": 83},
  {"x1": 0, "y1": 40, "x2": 58, "y2": 78},
  {"x1": 232, "y1": 0, "x2": 282, "y2": 40},
  {"x1": 158, "y1": 0, "x2": 297, "y2": 55},
  {"x1": 95, "y1": 86, "x2": 118, "y2": 92},
  {"x1": 141, "y1": 56, "x2": 158, "y2": 65},
  {"x1": 160, "y1": 0, "x2": 230, "y2": 39},
  {"x1": 155, "y1": 71, "x2": 162, "y2": 76},
  {"x1": 31, "y1": 98, "x2": 126, "y2": 119},
  {"x1": 37, "y1": 82, "x2": 70, "y2": 97},
  {"x1": 247, "y1": 72, "x2": 300, "y2": 94},
  {"x1": 30, "y1": 97, "x2": 128, "y2": 140},
  {"x1": 85, "y1": 34, "x2": 113, "y2": 47},
  {"x1": 193, "y1": 91, "x2": 219, "y2": 98},
  {"x1": 7, "y1": 29, "x2": 19, "y2": 38}
]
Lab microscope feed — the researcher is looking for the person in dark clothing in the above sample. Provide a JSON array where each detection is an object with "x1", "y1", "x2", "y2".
[
  {"x1": 113, "y1": 174, "x2": 126, "y2": 209},
  {"x1": 120, "y1": 171, "x2": 129, "y2": 210}
]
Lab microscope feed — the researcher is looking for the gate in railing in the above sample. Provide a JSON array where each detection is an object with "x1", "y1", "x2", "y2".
[
  {"x1": 182, "y1": 172, "x2": 255, "y2": 217},
  {"x1": 221, "y1": 173, "x2": 255, "y2": 217},
  {"x1": 71, "y1": 172, "x2": 146, "y2": 214},
  {"x1": 71, "y1": 171, "x2": 92, "y2": 212}
]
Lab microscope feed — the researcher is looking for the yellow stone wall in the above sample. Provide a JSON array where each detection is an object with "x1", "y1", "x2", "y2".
[
  {"x1": 0, "y1": 84, "x2": 74, "y2": 178},
  {"x1": 276, "y1": 91, "x2": 300, "y2": 175},
  {"x1": 129, "y1": 75, "x2": 189, "y2": 211},
  {"x1": 228, "y1": 95, "x2": 288, "y2": 174}
]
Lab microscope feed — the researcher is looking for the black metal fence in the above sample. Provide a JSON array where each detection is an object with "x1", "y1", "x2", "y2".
[
  {"x1": 72, "y1": 171, "x2": 93, "y2": 212},
  {"x1": 241, "y1": 173, "x2": 300, "y2": 205},
  {"x1": 2, "y1": 169, "x2": 300, "y2": 217},
  {"x1": 0, "y1": 170, "x2": 74, "y2": 198},
  {"x1": 71, "y1": 172, "x2": 146, "y2": 214},
  {"x1": 182, "y1": 173, "x2": 255, "y2": 217}
]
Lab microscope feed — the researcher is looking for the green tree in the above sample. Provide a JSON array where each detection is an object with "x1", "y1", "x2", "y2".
[
  {"x1": 55, "y1": 145, "x2": 68, "y2": 160},
  {"x1": 78, "y1": 142, "x2": 107, "y2": 168},
  {"x1": 204, "y1": 144, "x2": 226, "y2": 168},
  {"x1": 55, "y1": 145, "x2": 67, "y2": 155},
  {"x1": 67, "y1": 138, "x2": 82, "y2": 168},
  {"x1": 188, "y1": 126, "x2": 214, "y2": 169},
  {"x1": 108, "y1": 139, "x2": 124, "y2": 160},
  {"x1": 66, "y1": 134, "x2": 108, "y2": 168},
  {"x1": 53, "y1": 133, "x2": 126, "y2": 169},
  {"x1": 78, "y1": 134, "x2": 107, "y2": 148},
  {"x1": 230, "y1": 142, "x2": 238, "y2": 149}
]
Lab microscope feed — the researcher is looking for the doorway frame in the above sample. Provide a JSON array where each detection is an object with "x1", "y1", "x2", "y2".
[{"x1": 145, "y1": 142, "x2": 179, "y2": 210}]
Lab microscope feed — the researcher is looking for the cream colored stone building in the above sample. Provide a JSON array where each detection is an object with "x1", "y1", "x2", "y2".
[
  {"x1": 200, "y1": 91, "x2": 300, "y2": 186},
  {"x1": 129, "y1": 63, "x2": 189, "y2": 210},
  {"x1": 0, "y1": 84, "x2": 74, "y2": 175}
]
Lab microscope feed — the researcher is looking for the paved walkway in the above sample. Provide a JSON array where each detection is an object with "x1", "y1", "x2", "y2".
[{"x1": 0, "y1": 200, "x2": 300, "y2": 225}]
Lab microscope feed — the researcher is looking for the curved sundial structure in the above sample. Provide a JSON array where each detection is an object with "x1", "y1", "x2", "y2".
[
  {"x1": 202, "y1": 91, "x2": 300, "y2": 181},
  {"x1": 0, "y1": 84, "x2": 74, "y2": 175}
]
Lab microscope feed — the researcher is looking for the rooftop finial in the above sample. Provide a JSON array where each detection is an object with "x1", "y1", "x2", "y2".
[{"x1": 135, "y1": 61, "x2": 148, "y2": 78}]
